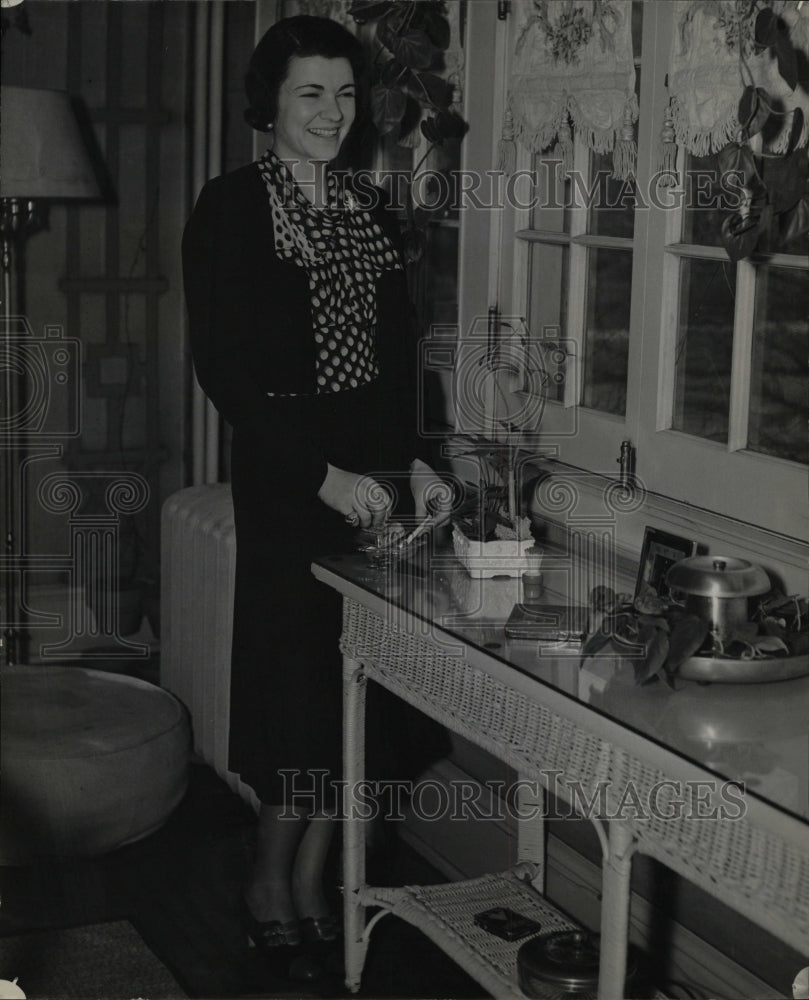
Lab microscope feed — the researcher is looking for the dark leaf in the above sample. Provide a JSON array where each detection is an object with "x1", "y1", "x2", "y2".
[
  {"x1": 717, "y1": 142, "x2": 759, "y2": 187},
  {"x1": 396, "y1": 97, "x2": 424, "y2": 146},
  {"x1": 738, "y1": 86, "x2": 771, "y2": 140},
  {"x1": 784, "y1": 108, "x2": 805, "y2": 158},
  {"x1": 778, "y1": 193, "x2": 809, "y2": 249},
  {"x1": 763, "y1": 146, "x2": 807, "y2": 214},
  {"x1": 637, "y1": 614, "x2": 670, "y2": 633},
  {"x1": 754, "y1": 8, "x2": 779, "y2": 47},
  {"x1": 720, "y1": 203, "x2": 768, "y2": 261},
  {"x1": 434, "y1": 109, "x2": 468, "y2": 141},
  {"x1": 380, "y1": 57, "x2": 412, "y2": 88},
  {"x1": 348, "y1": 0, "x2": 394, "y2": 25},
  {"x1": 370, "y1": 84, "x2": 407, "y2": 135},
  {"x1": 385, "y1": 27, "x2": 436, "y2": 70},
  {"x1": 632, "y1": 624, "x2": 669, "y2": 685},
  {"x1": 420, "y1": 115, "x2": 441, "y2": 143},
  {"x1": 727, "y1": 623, "x2": 760, "y2": 645},
  {"x1": 420, "y1": 9, "x2": 451, "y2": 50},
  {"x1": 582, "y1": 628, "x2": 614, "y2": 659},
  {"x1": 406, "y1": 71, "x2": 453, "y2": 110},
  {"x1": 667, "y1": 615, "x2": 709, "y2": 670},
  {"x1": 774, "y1": 29, "x2": 798, "y2": 91}
]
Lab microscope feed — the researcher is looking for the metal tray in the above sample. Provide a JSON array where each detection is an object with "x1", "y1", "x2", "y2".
[{"x1": 679, "y1": 651, "x2": 809, "y2": 684}]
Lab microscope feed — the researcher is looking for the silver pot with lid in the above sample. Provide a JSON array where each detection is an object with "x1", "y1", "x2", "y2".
[{"x1": 666, "y1": 555, "x2": 770, "y2": 641}]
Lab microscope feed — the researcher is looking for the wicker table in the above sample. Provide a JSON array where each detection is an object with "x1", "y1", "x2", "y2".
[{"x1": 312, "y1": 553, "x2": 809, "y2": 999}]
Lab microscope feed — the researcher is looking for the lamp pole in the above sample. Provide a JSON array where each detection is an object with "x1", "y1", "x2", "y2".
[{"x1": 1, "y1": 86, "x2": 101, "y2": 666}]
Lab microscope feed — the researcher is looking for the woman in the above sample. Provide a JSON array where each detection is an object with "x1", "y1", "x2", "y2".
[{"x1": 182, "y1": 15, "x2": 447, "y2": 980}]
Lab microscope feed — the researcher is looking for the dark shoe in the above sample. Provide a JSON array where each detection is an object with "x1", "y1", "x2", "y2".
[
  {"x1": 300, "y1": 914, "x2": 341, "y2": 945},
  {"x1": 241, "y1": 899, "x2": 302, "y2": 953},
  {"x1": 242, "y1": 901, "x2": 325, "y2": 983}
]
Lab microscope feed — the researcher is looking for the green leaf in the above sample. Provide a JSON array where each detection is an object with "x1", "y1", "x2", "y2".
[{"x1": 370, "y1": 84, "x2": 407, "y2": 135}]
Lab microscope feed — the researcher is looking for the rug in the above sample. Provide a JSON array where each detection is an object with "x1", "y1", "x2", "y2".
[{"x1": 0, "y1": 920, "x2": 186, "y2": 999}]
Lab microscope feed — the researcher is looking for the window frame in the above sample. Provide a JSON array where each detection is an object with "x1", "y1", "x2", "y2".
[{"x1": 500, "y1": 0, "x2": 806, "y2": 541}]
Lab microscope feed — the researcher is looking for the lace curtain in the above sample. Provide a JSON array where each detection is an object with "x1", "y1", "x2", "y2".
[
  {"x1": 502, "y1": 0, "x2": 637, "y2": 179},
  {"x1": 666, "y1": 0, "x2": 809, "y2": 160}
]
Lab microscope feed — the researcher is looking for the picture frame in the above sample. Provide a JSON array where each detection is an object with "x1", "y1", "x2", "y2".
[{"x1": 634, "y1": 527, "x2": 697, "y2": 601}]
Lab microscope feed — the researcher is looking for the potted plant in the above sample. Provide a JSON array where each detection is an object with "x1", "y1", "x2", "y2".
[{"x1": 349, "y1": 0, "x2": 468, "y2": 262}]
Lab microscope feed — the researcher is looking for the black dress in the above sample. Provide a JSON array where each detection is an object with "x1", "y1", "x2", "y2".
[{"x1": 182, "y1": 162, "x2": 440, "y2": 806}]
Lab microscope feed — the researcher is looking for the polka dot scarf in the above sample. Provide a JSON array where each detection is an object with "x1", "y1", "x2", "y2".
[{"x1": 258, "y1": 149, "x2": 403, "y2": 394}]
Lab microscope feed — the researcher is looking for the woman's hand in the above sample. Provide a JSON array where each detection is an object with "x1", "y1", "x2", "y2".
[
  {"x1": 410, "y1": 458, "x2": 454, "y2": 528},
  {"x1": 318, "y1": 463, "x2": 392, "y2": 528}
]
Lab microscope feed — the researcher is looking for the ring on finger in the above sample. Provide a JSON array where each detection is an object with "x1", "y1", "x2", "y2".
[{"x1": 344, "y1": 510, "x2": 360, "y2": 526}]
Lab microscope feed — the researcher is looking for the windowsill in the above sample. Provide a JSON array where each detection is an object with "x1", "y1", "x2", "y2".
[{"x1": 520, "y1": 453, "x2": 809, "y2": 595}]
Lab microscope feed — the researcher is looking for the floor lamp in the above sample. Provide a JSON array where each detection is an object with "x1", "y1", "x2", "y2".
[{"x1": 1, "y1": 85, "x2": 100, "y2": 666}]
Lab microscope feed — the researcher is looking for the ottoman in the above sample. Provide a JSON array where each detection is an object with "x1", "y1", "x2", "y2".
[{"x1": 1, "y1": 665, "x2": 190, "y2": 863}]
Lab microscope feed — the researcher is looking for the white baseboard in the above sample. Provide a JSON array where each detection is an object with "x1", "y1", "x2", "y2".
[{"x1": 400, "y1": 760, "x2": 784, "y2": 1000}]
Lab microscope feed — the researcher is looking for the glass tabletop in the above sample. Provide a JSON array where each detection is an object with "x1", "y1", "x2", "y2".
[{"x1": 314, "y1": 546, "x2": 809, "y2": 822}]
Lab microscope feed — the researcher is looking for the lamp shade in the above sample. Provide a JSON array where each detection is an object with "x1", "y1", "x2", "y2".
[{"x1": 1, "y1": 85, "x2": 100, "y2": 199}]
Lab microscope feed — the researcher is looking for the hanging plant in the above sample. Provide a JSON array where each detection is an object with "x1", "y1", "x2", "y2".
[
  {"x1": 349, "y1": 0, "x2": 468, "y2": 261},
  {"x1": 717, "y1": 7, "x2": 809, "y2": 261}
]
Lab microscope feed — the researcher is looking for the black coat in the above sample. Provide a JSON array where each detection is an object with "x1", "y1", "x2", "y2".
[
  {"x1": 182, "y1": 163, "x2": 419, "y2": 506},
  {"x1": 182, "y1": 163, "x2": 436, "y2": 804}
]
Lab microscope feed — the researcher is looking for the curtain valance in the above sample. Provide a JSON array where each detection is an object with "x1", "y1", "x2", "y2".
[
  {"x1": 503, "y1": 0, "x2": 637, "y2": 178},
  {"x1": 667, "y1": 0, "x2": 809, "y2": 158}
]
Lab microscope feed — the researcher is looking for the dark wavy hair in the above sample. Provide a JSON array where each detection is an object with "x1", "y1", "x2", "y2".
[{"x1": 244, "y1": 16, "x2": 366, "y2": 135}]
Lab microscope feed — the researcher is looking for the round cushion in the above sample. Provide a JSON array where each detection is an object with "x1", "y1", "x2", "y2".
[{"x1": 0, "y1": 665, "x2": 190, "y2": 863}]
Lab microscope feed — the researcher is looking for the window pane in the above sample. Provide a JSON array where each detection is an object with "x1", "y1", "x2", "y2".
[
  {"x1": 528, "y1": 242, "x2": 568, "y2": 402},
  {"x1": 582, "y1": 248, "x2": 631, "y2": 415},
  {"x1": 681, "y1": 153, "x2": 725, "y2": 247},
  {"x1": 672, "y1": 259, "x2": 736, "y2": 442},
  {"x1": 749, "y1": 266, "x2": 809, "y2": 464},
  {"x1": 531, "y1": 155, "x2": 571, "y2": 233},
  {"x1": 588, "y1": 151, "x2": 636, "y2": 238}
]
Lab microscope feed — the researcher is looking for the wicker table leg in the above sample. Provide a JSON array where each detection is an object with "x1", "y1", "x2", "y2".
[
  {"x1": 343, "y1": 653, "x2": 368, "y2": 993},
  {"x1": 598, "y1": 821, "x2": 636, "y2": 1000},
  {"x1": 516, "y1": 772, "x2": 545, "y2": 894}
]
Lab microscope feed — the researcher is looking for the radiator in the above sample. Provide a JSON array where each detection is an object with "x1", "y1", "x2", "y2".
[{"x1": 160, "y1": 484, "x2": 258, "y2": 810}]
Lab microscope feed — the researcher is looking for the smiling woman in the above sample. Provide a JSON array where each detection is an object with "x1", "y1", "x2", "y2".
[
  {"x1": 273, "y1": 56, "x2": 357, "y2": 176},
  {"x1": 182, "y1": 13, "x2": 449, "y2": 986}
]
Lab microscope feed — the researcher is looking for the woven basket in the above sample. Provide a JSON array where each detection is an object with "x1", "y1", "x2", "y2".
[{"x1": 452, "y1": 524, "x2": 536, "y2": 578}]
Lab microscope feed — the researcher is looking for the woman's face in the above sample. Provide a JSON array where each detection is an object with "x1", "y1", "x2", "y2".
[{"x1": 272, "y1": 55, "x2": 356, "y2": 164}]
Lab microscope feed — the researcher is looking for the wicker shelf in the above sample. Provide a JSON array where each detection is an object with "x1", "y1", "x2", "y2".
[{"x1": 360, "y1": 864, "x2": 578, "y2": 999}]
